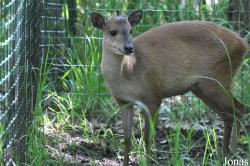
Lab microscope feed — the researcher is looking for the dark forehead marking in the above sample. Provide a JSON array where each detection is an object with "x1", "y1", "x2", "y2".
[
  {"x1": 107, "y1": 16, "x2": 128, "y2": 25},
  {"x1": 116, "y1": 16, "x2": 127, "y2": 24}
]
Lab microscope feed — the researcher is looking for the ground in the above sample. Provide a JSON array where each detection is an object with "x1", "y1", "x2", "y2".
[{"x1": 43, "y1": 108, "x2": 250, "y2": 166}]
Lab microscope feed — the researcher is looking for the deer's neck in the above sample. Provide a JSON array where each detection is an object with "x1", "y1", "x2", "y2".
[{"x1": 101, "y1": 48, "x2": 124, "y2": 81}]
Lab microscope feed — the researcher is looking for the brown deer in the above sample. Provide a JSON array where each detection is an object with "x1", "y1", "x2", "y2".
[{"x1": 91, "y1": 10, "x2": 249, "y2": 165}]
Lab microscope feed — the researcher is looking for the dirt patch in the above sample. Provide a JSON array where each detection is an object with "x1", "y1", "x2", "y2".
[{"x1": 43, "y1": 110, "x2": 250, "y2": 165}]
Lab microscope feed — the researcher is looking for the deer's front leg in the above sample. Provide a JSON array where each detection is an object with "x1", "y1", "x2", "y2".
[{"x1": 121, "y1": 104, "x2": 134, "y2": 166}]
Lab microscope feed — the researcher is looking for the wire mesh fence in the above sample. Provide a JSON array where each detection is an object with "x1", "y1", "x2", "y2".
[
  {"x1": 0, "y1": 0, "x2": 41, "y2": 165},
  {"x1": 0, "y1": 0, "x2": 249, "y2": 165}
]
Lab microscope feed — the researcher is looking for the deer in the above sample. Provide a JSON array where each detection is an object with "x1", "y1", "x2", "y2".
[{"x1": 90, "y1": 10, "x2": 249, "y2": 165}]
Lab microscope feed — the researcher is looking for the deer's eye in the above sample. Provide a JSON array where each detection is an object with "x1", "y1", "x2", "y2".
[
  {"x1": 110, "y1": 30, "x2": 117, "y2": 36},
  {"x1": 130, "y1": 30, "x2": 132, "y2": 34}
]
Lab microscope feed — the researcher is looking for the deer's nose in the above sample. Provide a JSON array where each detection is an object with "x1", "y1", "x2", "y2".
[{"x1": 124, "y1": 45, "x2": 134, "y2": 54}]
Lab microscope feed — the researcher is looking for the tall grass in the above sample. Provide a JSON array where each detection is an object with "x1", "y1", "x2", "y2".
[
  {"x1": 26, "y1": 0, "x2": 250, "y2": 165},
  {"x1": 0, "y1": 123, "x2": 4, "y2": 164},
  {"x1": 26, "y1": 47, "x2": 51, "y2": 165}
]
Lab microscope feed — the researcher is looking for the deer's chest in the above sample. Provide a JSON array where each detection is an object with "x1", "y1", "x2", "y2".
[{"x1": 101, "y1": 64, "x2": 140, "y2": 102}]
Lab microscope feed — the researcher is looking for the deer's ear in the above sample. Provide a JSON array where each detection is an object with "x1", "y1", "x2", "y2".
[
  {"x1": 91, "y1": 13, "x2": 105, "y2": 30},
  {"x1": 128, "y1": 10, "x2": 143, "y2": 27}
]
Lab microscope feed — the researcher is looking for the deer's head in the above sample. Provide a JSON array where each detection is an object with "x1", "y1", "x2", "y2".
[{"x1": 91, "y1": 10, "x2": 143, "y2": 55}]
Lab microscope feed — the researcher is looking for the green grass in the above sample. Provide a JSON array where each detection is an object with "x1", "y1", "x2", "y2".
[
  {"x1": 25, "y1": 0, "x2": 250, "y2": 165},
  {"x1": 0, "y1": 123, "x2": 4, "y2": 165},
  {"x1": 26, "y1": 46, "x2": 51, "y2": 165}
]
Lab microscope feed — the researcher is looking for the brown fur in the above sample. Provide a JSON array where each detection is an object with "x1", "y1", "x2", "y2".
[{"x1": 91, "y1": 11, "x2": 249, "y2": 166}]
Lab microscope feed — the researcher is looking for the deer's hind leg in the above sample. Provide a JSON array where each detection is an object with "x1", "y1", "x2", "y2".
[
  {"x1": 192, "y1": 81, "x2": 245, "y2": 155},
  {"x1": 230, "y1": 97, "x2": 248, "y2": 152}
]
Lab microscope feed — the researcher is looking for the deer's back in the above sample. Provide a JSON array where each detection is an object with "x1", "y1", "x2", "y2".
[
  {"x1": 134, "y1": 21, "x2": 247, "y2": 95},
  {"x1": 133, "y1": 21, "x2": 248, "y2": 93}
]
